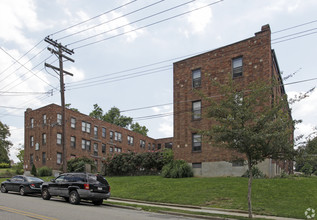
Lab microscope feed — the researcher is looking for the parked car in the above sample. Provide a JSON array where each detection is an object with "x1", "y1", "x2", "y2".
[
  {"x1": 41, "y1": 172, "x2": 111, "y2": 205},
  {"x1": 1, "y1": 175, "x2": 44, "y2": 196}
]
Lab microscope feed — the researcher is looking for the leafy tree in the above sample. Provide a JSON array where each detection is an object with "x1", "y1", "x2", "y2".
[
  {"x1": 89, "y1": 104, "x2": 104, "y2": 120},
  {"x1": 17, "y1": 148, "x2": 24, "y2": 164},
  {"x1": 0, "y1": 121, "x2": 12, "y2": 164},
  {"x1": 295, "y1": 136, "x2": 317, "y2": 175},
  {"x1": 65, "y1": 103, "x2": 79, "y2": 112},
  {"x1": 131, "y1": 122, "x2": 149, "y2": 136},
  {"x1": 199, "y1": 76, "x2": 295, "y2": 218},
  {"x1": 31, "y1": 164, "x2": 37, "y2": 176}
]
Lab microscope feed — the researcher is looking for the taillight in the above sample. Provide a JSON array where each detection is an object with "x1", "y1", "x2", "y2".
[
  {"x1": 30, "y1": 184, "x2": 35, "y2": 188},
  {"x1": 84, "y1": 183, "x2": 89, "y2": 190},
  {"x1": 108, "y1": 186, "x2": 111, "y2": 192}
]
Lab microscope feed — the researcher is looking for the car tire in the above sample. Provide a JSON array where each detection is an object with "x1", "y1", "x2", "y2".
[
  {"x1": 92, "y1": 199, "x2": 103, "y2": 206},
  {"x1": 69, "y1": 190, "x2": 80, "y2": 205},
  {"x1": 19, "y1": 187, "x2": 26, "y2": 196},
  {"x1": 42, "y1": 188, "x2": 51, "y2": 200},
  {"x1": 1, "y1": 185, "x2": 8, "y2": 193}
]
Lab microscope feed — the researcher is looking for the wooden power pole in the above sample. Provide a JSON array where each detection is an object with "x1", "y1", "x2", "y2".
[{"x1": 44, "y1": 37, "x2": 74, "y2": 173}]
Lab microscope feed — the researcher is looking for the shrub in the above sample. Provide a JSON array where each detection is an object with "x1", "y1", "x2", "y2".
[
  {"x1": 31, "y1": 164, "x2": 37, "y2": 176},
  {"x1": 67, "y1": 157, "x2": 96, "y2": 172},
  {"x1": 38, "y1": 166, "x2": 52, "y2": 176},
  {"x1": 242, "y1": 166, "x2": 265, "y2": 179},
  {"x1": 0, "y1": 163, "x2": 10, "y2": 168},
  {"x1": 0, "y1": 169, "x2": 13, "y2": 178},
  {"x1": 161, "y1": 160, "x2": 193, "y2": 178},
  {"x1": 301, "y1": 163, "x2": 313, "y2": 176},
  {"x1": 12, "y1": 162, "x2": 24, "y2": 175}
]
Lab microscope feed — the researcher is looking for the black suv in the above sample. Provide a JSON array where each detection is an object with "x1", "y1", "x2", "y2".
[{"x1": 41, "y1": 173, "x2": 110, "y2": 205}]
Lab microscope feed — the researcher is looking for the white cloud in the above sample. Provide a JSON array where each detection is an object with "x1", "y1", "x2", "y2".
[
  {"x1": 8, "y1": 126, "x2": 24, "y2": 163},
  {"x1": 186, "y1": 1, "x2": 213, "y2": 34},
  {"x1": 65, "y1": 66, "x2": 85, "y2": 83},
  {"x1": 151, "y1": 106, "x2": 173, "y2": 137}
]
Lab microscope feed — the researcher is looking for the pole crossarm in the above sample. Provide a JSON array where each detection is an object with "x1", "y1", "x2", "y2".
[
  {"x1": 44, "y1": 36, "x2": 74, "y2": 55},
  {"x1": 44, "y1": 63, "x2": 74, "y2": 76}
]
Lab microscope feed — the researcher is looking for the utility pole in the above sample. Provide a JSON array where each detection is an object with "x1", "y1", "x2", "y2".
[{"x1": 44, "y1": 37, "x2": 74, "y2": 173}]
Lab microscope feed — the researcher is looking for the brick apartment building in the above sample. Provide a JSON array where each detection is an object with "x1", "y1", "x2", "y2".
[
  {"x1": 173, "y1": 24, "x2": 292, "y2": 177},
  {"x1": 24, "y1": 24, "x2": 292, "y2": 177},
  {"x1": 24, "y1": 104, "x2": 172, "y2": 173}
]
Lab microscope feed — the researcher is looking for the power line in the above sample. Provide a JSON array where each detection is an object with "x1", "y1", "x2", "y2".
[
  {"x1": 49, "y1": 0, "x2": 138, "y2": 37},
  {"x1": 57, "y1": 0, "x2": 165, "y2": 41},
  {"x1": 272, "y1": 19, "x2": 317, "y2": 34},
  {"x1": 72, "y1": 0, "x2": 224, "y2": 49}
]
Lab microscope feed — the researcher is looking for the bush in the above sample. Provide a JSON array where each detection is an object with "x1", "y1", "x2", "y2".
[
  {"x1": 31, "y1": 164, "x2": 37, "y2": 176},
  {"x1": 242, "y1": 166, "x2": 265, "y2": 179},
  {"x1": 301, "y1": 163, "x2": 313, "y2": 176},
  {"x1": 0, "y1": 169, "x2": 14, "y2": 178},
  {"x1": 38, "y1": 166, "x2": 52, "y2": 176},
  {"x1": 161, "y1": 160, "x2": 193, "y2": 178},
  {"x1": 0, "y1": 163, "x2": 10, "y2": 168},
  {"x1": 12, "y1": 162, "x2": 24, "y2": 175},
  {"x1": 67, "y1": 157, "x2": 96, "y2": 172}
]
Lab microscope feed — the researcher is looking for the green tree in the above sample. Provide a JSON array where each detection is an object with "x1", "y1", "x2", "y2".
[
  {"x1": 200, "y1": 76, "x2": 295, "y2": 218},
  {"x1": 89, "y1": 104, "x2": 104, "y2": 120},
  {"x1": 65, "y1": 103, "x2": 79, "y2": 112},
  {"x1": 0, "y1": 121, "x2": 12, "y2": 164},
  {"x1": 131, "y1": 122, "x2": 149, "y2": 136},
  {"x1": 295, "y1": 136, "x2": 317, "y2": 175},
  {"x1": 17, "y1": 148, "x2": 24, "y2": 164}
]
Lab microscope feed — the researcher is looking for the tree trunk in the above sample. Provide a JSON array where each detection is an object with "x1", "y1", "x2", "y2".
[{"x1": 248, "y1": 161, "x2": 253, "y2": 218}]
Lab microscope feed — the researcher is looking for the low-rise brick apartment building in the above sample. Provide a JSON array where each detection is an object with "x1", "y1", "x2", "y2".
[
  {"x1": 24, "y1": 104, "x2": 173, "y2": 173},
  {"x1": 173, "y1": 24, "x2": 293, "y2": 177},
  {"x1": 24, "y1": 24, "x2": 292, "y2": 177}
]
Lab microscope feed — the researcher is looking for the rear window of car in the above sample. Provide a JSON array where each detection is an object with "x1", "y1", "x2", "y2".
[
  {"x1": 25, "y1": 177, "x2": 43, "y2": 182},
  {"x1": 88, "y1": 174, "x2": 108, "y2": 185}
]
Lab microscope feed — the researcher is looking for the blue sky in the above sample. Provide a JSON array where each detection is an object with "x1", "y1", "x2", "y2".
[{"x1": 1, "y1": 0, "x2": 317, "y2": 162}]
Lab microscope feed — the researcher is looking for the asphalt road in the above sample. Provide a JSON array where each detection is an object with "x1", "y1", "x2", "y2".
[{"x1": 0, "y1": 192, "x2": 201, "y2": 220}]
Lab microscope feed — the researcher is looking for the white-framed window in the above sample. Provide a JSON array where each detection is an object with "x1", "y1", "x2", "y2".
[
  {"x1": 140, "y1": 140, "x2": 145, "y2": 148},
  {"x1": 57, "y1": 133, "x2": 62, "y2": 145},
  {"x1": 86, "y1": 140, "x2": 91, "y2": 151},
  {"x1": 192, "y1": 68, "x2": 201, "y2": 88},
  {"x1": 110, "y1": 147, "x2": 113, "y2": 153},
  {"x1": 57, "y1": 113, "x2": 62, "y2": 125},
  {"x1": 30, "y1": 136, "x2": 34, "y2": 147},
  {"x1": 192, "y1": 133, "x2": 202, "y2": 152},
  {"x1": 115, "y1": 132, "x2": 122, "y2": 142},
  {"x1": 192, "y1": 100, "x2": 202, "y2": 120},
  {"x1": 81, "y1": 121, "x2": 91, "y2": 133},
  {"x1": 30, "y1": 118, "x2": 34, "y2": 128},
  {"x1": 71, "y1": 136, "x2": 76, "y2": 148},
  {"x1": 82, "y1": 139, "x2": 86, "y2": 150},
  {"x1": 71, "y1": 117, "x2": 76, "y2": 128},
  {"x1": 42, "y1": 133, "x2": 46, "y2": 145},
  {"x1": 57, "y1": 152, "x2": 62, "y2": 164},
  {"x1": 43, "y1": 114, "x2": 47, "y2": 125},
  {"x1": 110, "y1": 131, "x2": 114, "y2": 140},
  {"x1": 102, "y1": 127, "x2": 106, "y2": 138},
  {"x1": 127, "y1": 136, "x2": 134, "y2": 146},
  {"x1": 232, "y1": 57, "x2": 243, "y2": 78},
  {"x1": 35, "y1": 143, "x2": 39, "y2": 151},
  {"x1": 94, "y1": 126, "x2": 98, "y2": 138}
]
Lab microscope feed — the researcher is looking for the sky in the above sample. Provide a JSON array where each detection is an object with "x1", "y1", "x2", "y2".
[{"x1": 1, "y1": 0, "x2": 317, "y2": 162}]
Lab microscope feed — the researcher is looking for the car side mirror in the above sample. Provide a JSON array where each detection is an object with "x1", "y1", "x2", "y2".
[{"x1": 50, "y1": 179, "x2": 56, "y2": 183}]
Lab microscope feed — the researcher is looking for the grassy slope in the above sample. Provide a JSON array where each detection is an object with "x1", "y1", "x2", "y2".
[{"x1": 107, "y1": 176, "x2": 317, "y2": 219}]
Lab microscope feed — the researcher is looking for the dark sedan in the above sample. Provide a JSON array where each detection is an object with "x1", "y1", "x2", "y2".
[{"x1": 1, "y1": 175, "x2": 44, "y2": 196}]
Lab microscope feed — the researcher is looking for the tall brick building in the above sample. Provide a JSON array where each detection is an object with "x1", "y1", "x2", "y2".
[
  {"x1": 24, "y1": 104, "x2": 172, "y2": 173},
  {"x1": 24, "y1": 25, "x2": 291, "y2": 177},
  {"x1": 173, "y1": 24, "x2": 291, "y2": 177}
]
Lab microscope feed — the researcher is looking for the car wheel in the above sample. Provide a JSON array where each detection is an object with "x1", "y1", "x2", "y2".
[
  {"x1": 69, "y1": 190, "x2": 80, "y2": 205},
  {"x1": 42, "y1": 188, "x2": 51, "y2": 200},
  {"x1": 19, "y1": 187, "x2": 26, "y2": 196},
  {"x1": 1, "y1": 185, "x2": 8, "y2": 193},
  {"x1": 92, "y1": 199, "x2": 103, "y2": 206}
]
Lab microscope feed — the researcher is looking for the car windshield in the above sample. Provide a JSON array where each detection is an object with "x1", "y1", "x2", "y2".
[{"x1": 25, "y1": 177, "x2": 43, "y2": 182}]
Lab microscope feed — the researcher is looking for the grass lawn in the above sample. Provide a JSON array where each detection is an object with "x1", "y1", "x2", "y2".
[{"x1": 106, "y1": 175, "x2": 317, "y2": 219}]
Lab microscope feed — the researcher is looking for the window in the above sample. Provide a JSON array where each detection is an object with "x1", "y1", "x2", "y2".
[
  {"x1": 57, "y1": 133, "x2": 62, "y2": 145},
  {"x1": 157, "y1": 143, "x2": 161, "y2": 150},
  {"x1": 43, "y1": 115, "x2": 47, "y2": 125},
  {"x1": 232, "y1": 57, "x2": 243, "y2": 78},
  {"x1": 115, "y1": 132, "x2": 122, "y2": 142},
  {"x1": 35, "y1": 143, "x2": 39, "y2": 151},
  {"x1": 94, "y1": 143, "x2": 98, "y2": 156},
  {"x1": 71, "y1": 136, "x2": 76, "y2": 148},
  {"x1": 110, "y1": 147, "x2": 113, "y2": 153},
  {"x1": 110, "y1": 131, "x2": 114, "y2": 140},
  {"x1": 71, "y1": 117, "x2": 76, "y2": 128},
  {"x1": 30, "y1": 136, "x2": 34, "y2": 147},
  {"x1": 140, "y1": 140, "x2": 145, "y2": 148},
  {"x1": 148, "y1": 143, "x2": 151, "y2": 150},
  {"x1": 42, "y1": 133, "x2": 46, "y2": 145},
  {"x1": 192, "y1": 100, "x2": 202, "y2": 120},
  {"x1": 232, "y1": 160, "x2": 244, "y2": 167},
  {"x1": 127, "y1": 136, "x2": 134, "y2": 146},
  {"x1": 42, "y1": 152, "x2": 46, "y2": 165},
  {"x1": 94, "y1": 126, "x2": 98, "y2": 138},
  {"x1": 192, "y1": 163, "x2": 202, "y2": 168},
  {"x1": 152, "y1": 144, "x2": 155, "y2": 151},
  {"x1": 57, "y1": 113, "x2": 62, "y2": 125},
  {"x1": 82, "y1": 139, "x2": 86, "y2": 150},
  {"x1": 102, "y1": 127, "x2": 106, "y2": 138},
  {"x1": 192, "y1": 134, "x2": 202, "y2": 152},
  {"x1": 86, "y1": 140, "x2": 91, "y2": 151},
  {"x1": 165, "y1": 142, "x2": 172, "y2": 149},
  {"x1": 57, "y1": 153, "x2": 62, "y2": 164},
  {"x1": 30, "y1": 118, "x2": 34, "y2": 128},
  {"x1": 30, "y1": 154, "x2": 34, "y2": 166},
  {"x1": 81, "y1": 121, "x2": 91, "y2": 133},
  {"x1": 102, "y1": 144, "x2": 106, "y2": 153},
  {"x1": 192, "y1": 69, "x2": 201, "y2": 88}
]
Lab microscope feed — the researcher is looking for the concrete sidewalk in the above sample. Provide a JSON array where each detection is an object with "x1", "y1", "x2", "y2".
[{"x1": 107, "y1": 198, "x2": 302, "y2": 220}]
